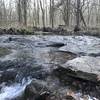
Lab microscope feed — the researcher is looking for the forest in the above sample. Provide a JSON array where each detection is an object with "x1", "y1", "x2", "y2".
[
  {"x1": 0, "y1": 0, "x2": 100, "y2": 100},
  {"x1": 0, "y1": 0, "x2": 100, "y2": 31}
]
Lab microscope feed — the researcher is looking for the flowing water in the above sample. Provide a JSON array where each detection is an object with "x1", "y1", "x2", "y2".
[{"x1": 0, "y1": 35, "x2": 99, "y2": 100}]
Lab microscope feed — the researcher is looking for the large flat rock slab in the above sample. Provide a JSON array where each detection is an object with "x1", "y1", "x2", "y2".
[
  {"x1": 60, "y1": 56, "x2": 100, "y2": 82},
  {"x1": 59, "y1": 36, "x2": 100, "y2": 56}
]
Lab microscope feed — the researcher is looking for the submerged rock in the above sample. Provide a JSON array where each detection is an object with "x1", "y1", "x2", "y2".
[
  {"x1": 53, "y1": 65, "x2": 100, "y2": 99},
  {"x1": 46, "y1": 42, "x2": 64, "y2": 47}
]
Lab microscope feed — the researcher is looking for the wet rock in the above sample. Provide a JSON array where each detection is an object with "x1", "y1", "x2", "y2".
[
  {"x1": 0, "y1": 57, "x2": 48, "y2": 83},
  {"x1": 46, "y1": 42, "x2": 64, "y2": 47},
  {"x1": 35, "y1": 91, "x2": 50, "y2": 100},
  {"x1": 66, "y1": 90, "x2": 76, "y2": 100},
  {"x1": 0, "y1": 70, "x2": 17, "y2": 83},
  {"x1": 24, "y1": 80, "x2": 49, "y2": 100},
  {"x1": 59, "y1": 36, "x2": 100, "y2": 56},
  {"x1": 66, "y1": 95, "x2": 76, "y2": 100},
  {"x1": 53, "y1": 66, "x2": 100, "y2": 99},
  {"x1": 57, "y1": 56, "x2": 100, "y2": 83},
  {"x1": 8, "y1": 37, "x2": 13, "y2": 41},
  {"x1": 16, "y1": 65, "x2": 48, "y2": 82},
  {"x1": 0, "y1": 60, "x2": 20, "y2": 71}
]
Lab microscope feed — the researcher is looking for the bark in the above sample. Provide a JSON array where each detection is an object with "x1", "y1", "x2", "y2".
[
  {"x1": 40, "y1": 0, "x2": 45, "y2": 28},
  {"x1": 63, "y1": 0, "x2": 70, "y2": 26},
  {"x1": 37, "y1": 0, "x2": 40, "y2": 25},
  {"x1": 23, "y1": 0, "x2": 27, "y2": 26},
  {"x1": 76, "y1": 0, "x2": 81, "y2": 29},
  {"x1": 22, "y1": 0, "x2": 28, "y2": 26},
  {"x1": 17, "y1": 0, "x2": 22, "y2": 24},
  {"x1": 51, "y1": 0, "x2": 54, "y2": 28},
  {"x1": 49, "y1": 0, "x2": 55, "y2": 28}
]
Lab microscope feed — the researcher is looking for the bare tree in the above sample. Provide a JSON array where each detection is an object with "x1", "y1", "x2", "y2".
[
  {"x1": 63, "y1": 0, "x2": 70, "y2": 26},
  {"x1": 17, "y1": 0, "x2": 22, "y2": 24},
  {"x1": 39, "y1": 0, "x2": 45, "y2": 28},
  {"x1": 22, "y1": 0, "x2": 28, "y2": 26},
  {"x1": 0, "y1": 0, "x2": 99, "y2": 30},
  {"x1": 50, "y1": 0, "x2": 55, "y2": 28},
  {"x1": 76, "y1": 0, "x2": 81, "y2": 29}
]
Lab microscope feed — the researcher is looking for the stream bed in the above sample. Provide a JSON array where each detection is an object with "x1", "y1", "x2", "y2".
[{"x1": 0, "y1": 35, "x2": 100, "y2": 100}]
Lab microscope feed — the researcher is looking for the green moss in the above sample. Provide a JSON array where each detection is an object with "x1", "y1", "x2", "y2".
[{"x1": 0, "y1": 47, "x2": 11, "y2": 57}]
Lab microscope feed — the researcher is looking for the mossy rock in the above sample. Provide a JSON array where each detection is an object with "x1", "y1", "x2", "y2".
[{"x1": 0, "y1": 47, "x2": 11, "y2": 57}]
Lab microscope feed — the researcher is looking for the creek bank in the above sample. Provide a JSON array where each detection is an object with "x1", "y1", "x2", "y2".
[{"x1": 0, "y1": 28, "x2": 100, "y2": 37}]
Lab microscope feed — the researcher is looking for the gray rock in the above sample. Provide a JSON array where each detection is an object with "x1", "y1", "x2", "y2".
[
  {"x1": 46, "y1": 42, "x2": 64, "y2": 47},
  {"x1": 24, "y1": 79, "x2": 49, "y2": 100},
  {"x1": 66, "y1": 95, "x2": 76, "y2": 100},
  {"x1": 60, "y1": 56, "x2": 100, "y2": 82},
  {"x1": 59, "y1": 36, "x2": 100, "y2": 56}
]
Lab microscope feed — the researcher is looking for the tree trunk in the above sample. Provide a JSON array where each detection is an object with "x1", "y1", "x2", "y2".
[
  {"x1": 63, "y1": 0, "x2": 70, "y2": 26},
  {"x1": 17, "y1": 0, "x2": 22, "y2": 24},
  {"x1": 76, "y1": 0, "x2": 80, "y2": 29},
  {"x1": 50, "y1": 0, "x2": 54, "y2": 28},
  {"x1": 40, "y1": 0, "x2": 45, "y2": 28},
  {"x1": 23, "y1": 0, "x2": 27, "y2": 26},
  {"x1": 51, "y1": 0, "x2": 54, "y2": 28}
]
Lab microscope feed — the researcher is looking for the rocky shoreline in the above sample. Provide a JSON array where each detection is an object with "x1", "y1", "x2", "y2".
[{"x1": 0, "y1": 28, "x2": 100, "y2": 37}]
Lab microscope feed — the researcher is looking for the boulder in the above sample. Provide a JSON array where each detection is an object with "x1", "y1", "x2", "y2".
[
  {"x1": 57, "y1": 56, "x2": 100, "y2": 83},
  {"x1": 23, "y1": 79, "x2": 49, "y2": 100}
]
